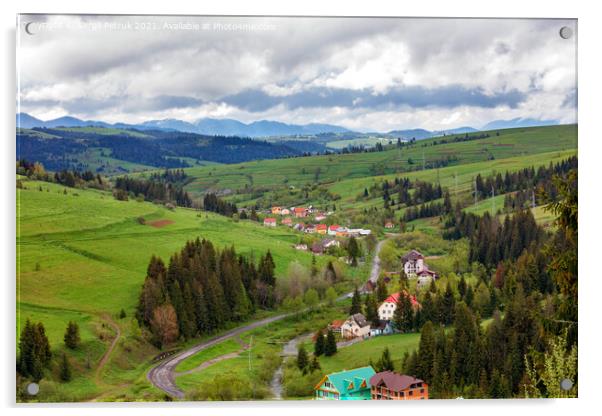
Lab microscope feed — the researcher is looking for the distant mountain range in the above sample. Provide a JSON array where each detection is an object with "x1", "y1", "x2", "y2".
[
  {"x1": 16, "y1": 113, "x2": 559, "y2": 139},
  {"x1": 16, "y1": 113, "x2": 351, "y2": 137}
]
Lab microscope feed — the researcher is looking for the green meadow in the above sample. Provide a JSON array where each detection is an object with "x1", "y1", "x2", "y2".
[{"x1": 17, "y1": 179, "x2": 351, "y2": 401}]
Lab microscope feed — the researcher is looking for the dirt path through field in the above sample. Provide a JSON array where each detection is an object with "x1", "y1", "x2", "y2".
[{"x1": 94, "y1": 314, "x2": 121, "y2": 384}]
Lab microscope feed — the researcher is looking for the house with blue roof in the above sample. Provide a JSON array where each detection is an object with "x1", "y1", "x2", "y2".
[{"x1": 314, "y1": 366, "x2": 376, "y2": 400}]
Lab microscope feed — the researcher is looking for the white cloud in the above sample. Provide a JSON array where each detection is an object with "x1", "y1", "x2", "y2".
[{"x1": 17, "y1": 15, "x2": 577, "y2": 130}]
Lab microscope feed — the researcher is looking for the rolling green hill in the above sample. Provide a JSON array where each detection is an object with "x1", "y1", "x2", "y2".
[{"x1": 180, "y1": 124, "x2": 576, "y2": 202}]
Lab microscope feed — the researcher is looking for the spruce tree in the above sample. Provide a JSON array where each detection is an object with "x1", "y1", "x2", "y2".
[
  {"x1": 393, "y1": 293, "x2": 414, "y2": 333},
  {"x1": 324, "y1": 329, "x2": 337, "y2": 356},
  {"x1": 376, "y1": 278, "x2": 388, "y2": 302},
  {"x1": 297, "y1": 344, "x2": 309, "y2": 372},
  {"x1": 314, "y1": 329, "x2": 325, "y2": 356},
  {"x1": 309, "y1": 356, "x2": 321, "y2": 373},
  {"x1": 364, "y1": 294, "x2": 379, "y2": 325},
  {"x1": 59, "y1": 353, "x2": 72, "y2": 382},
  {"x1": 64, "y1": 321, "x2": 80, "y2": 349},
  {"x1": 376, "y1": 347, "x2": 394, "y2": 372},
  {"x1": 350, "y1": 287, "x2": 362, "y2": 315}
]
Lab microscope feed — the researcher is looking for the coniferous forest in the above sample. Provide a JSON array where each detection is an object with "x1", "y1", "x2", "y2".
[{"x1": 135, "y1": 238, "x2": 277, "y2": 347}]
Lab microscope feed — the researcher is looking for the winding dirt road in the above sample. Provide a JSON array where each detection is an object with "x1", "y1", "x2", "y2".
[{"x1": 147, "y1": 237, "x2": 388, "y2": 399}]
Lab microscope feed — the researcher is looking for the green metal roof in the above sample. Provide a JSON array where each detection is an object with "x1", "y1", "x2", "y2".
[{"x1": 326, "y1": 366, "x2": 376, "y2": 395}]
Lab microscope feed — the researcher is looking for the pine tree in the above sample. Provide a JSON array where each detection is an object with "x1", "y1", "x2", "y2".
[
  {"x1": 297, "y1": 344, "x2": 309, "y2": 371},
  {"x1": 18, "y1": 319, "x2": 51, "y2": 381},
  {"x1": 375, "y1": 347, "x2": 394, "y2": 372},
  {"x1": 393, "y1": 293, "x2": 414, "y2": 333},
  {"x1": 417, "y1": 321, "x2": 436, "y2": 381},
  {"x1": 376, "y1": 278, "x2": 388, "y2": 302},
  {"x1": 364, "y1": 294, "x2": 379, "y2": 325},
  {"x1": 59, "y1": 353, "x2": 72, "y2": 382},
  {"x1": 311, "y1": 255, "x2": 318, "y2": 277},
  {"x1": 309, "y1": 356, "x2": 321, "y2": 373},
  {"x1": 441, "y1": 282, "x2": 456, "y2": 325},
  {"x1": 324, "y1": 329, "x2": 337, "y2": 356},
  {"x1": 314, "y1": 329, "x2": 325, "y2": 356},
  {"x1": 347, "y1": 237, "x2": 360, "y2": 266},
  {"x1": 64, "y1": 321, "x2": 80, "y2": 349},
  {"x1": 350, "y1": 287, "x2": 361, "y2": 315}
]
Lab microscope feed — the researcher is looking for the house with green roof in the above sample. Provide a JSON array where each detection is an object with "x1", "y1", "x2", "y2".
[{"x1": 314, "y1": 366, "x2": 376, "y2": 400}]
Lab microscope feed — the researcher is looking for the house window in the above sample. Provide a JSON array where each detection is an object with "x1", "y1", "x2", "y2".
[
  {"x1": 409, "y1": 391, "x2": 413, "y2": 396},
  {"x1": 420, "y1": 389, "x2": 424, "y2": 393}
]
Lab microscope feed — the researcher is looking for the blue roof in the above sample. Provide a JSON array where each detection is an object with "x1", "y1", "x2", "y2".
[{"x1": 325, "y1": 366, "x2": 376, "y2": 394}]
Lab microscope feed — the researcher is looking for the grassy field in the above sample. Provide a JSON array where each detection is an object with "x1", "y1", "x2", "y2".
[{"x1": 17, "y1": 179, "x2": 356, "y2": 401}]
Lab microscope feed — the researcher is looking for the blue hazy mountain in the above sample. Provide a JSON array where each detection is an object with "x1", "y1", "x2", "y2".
[
  {"x1": 388, "y1": 126, "x2": 480, "y2": 140},
  {"x1": 482, "y1": 118, "x2": 559, "y2": 130},
  {"x1": 16, "y1": 113, "x2": 351, "y2": 137}
]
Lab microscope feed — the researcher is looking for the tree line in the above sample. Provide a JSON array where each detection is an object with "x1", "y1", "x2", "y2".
[
  {"x1": 136, "y1": 238, "x2": 277, "y2": 347},
  {"x1": 113, "y1": 176, "x2": 192, "y2": 207},
  {"x1": 202, "y1": 193, "x2": 238, "y2": 217}
]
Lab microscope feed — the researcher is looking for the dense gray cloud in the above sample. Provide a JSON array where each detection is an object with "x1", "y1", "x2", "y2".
[{"x1": 17, "y1": 15, "x2": 577, "y2": 130}]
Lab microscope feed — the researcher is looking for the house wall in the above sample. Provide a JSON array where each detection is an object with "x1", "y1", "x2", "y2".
[
  {"x1": 371, "y1": 383, "x2": 429, "y2": 400},
  {"x1": 403, "y1": 258, "x2": 424, "y2": 276},
  {"x1": 378, "y1": 301, "x2": 396, "y2": 321}
]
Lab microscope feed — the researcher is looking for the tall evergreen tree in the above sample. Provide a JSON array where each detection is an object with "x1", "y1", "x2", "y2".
[
  {"x1": 324, "y1": 329, "x2": 337, "y2": 356},
  {"x1": 314, "y1": 329, "x2": 325, "y2": 356},
  {"x1": 350, "y1": 288, "x2": 362, "y2": 315},
  {"x1": 297, "y1": 344, "x2": 309, "y2": 372},
  {"x1": 376, "y1": 278, "x2": 388, "y2": 302},
  {"x1": 64, "y1": 321, "x2": 80, "y2": 349},
  {"x1": 59, "y1": 353, "x2": 72, "y2": 382}
]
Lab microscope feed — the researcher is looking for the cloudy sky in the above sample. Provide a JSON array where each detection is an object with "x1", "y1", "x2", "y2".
[{"x1": 17, "y1": 15, "x2": 577, "y2": 131}]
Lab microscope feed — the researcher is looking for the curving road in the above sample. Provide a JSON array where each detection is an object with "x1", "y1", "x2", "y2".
[{"x1": 148, "y1": 237, "x2": 387, "y2": 399}]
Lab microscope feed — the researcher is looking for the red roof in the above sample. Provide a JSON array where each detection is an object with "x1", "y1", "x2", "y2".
[
  {"x1": 329, "y1": 319, "x2": 344, "y2": 329},
  {"x1": 294, "y1": 207, "x2": 306, "y2": 213},
  {"x1": 264, "y1": 218, "x2": 276, "y2": 223},
  {"x1": 383, "y1": 291, "x2": 420, "y2": 307},
  {"x1": 329, "y1": 224, "x2": 340, "y2": 231},
  {"x1": 316, "y1": 224, "x2": 327, "y2": 230}
]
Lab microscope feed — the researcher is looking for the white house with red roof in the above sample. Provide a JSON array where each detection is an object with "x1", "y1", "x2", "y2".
[
  {"x1": 378, "y1": 292, "x2": 421, "y2": 321},
  {"x1": 263, "y1": 217, "x2": 277, "y2": 227}
]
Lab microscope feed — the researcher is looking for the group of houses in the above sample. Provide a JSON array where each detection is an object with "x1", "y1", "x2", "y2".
[
  {"x1": 263, "y1": 206, "x2": 372, "y2": 238},
  {"x1": 314, "y1": 366, "x2": 428, "y2": 400}
]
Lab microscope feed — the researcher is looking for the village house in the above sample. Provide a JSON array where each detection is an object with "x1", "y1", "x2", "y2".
[
  {"x1": 369, "y1": 320, "x2": 394, "y2": 337},
  {"x1": 316, "y1": 224, "x2": 328, "y2": 234},
  {"x1": 401, "y1": 250, "x2": 426, "y2": 277},
  {"x1": 315, "y1": 214, "x2": 327, "y2": 222},
  {"x1": 401, "y1": 249, "x2": 439, "y2": 282},
  {"x1": 384, "y1": 221, "x2": 394, "y2": 229},
  {"x1": 282, "y1": 217, "x2": 293, "y2": 226},
  {"x1": 341, "y1": 313, "x2": 371, "y2": 339},
  {"x1": 328, "y1": 319, "x2": 345, "y2": 335},
  {"x1": 416, "y1": 269, "x2": 438, "y2": 288},
  {"x1": 369, "y1": 371, "x2": 428, "y2": 400},
  {"x1": 294, "y1": 243, "x2": 308, "y2": 251},
  {"x1": 314, "y1": 366, "x2": 376, "y2": 400},
  {"x1": 263, "y1": 217, "x2": 277, "y2": 227},
  {"x1": 378, "y1": 292, "x2": 421, "y2": 321},
  {"x1": 304, "y1": 224, "x2": 317, "y2": 234},
  {"x1": 294, "y1": 207, "x2": 308, "y2": 218},
  {"x1": 293, "y1": 223, "x2": 305, "y2": 231},
  {"x1": 281, "y1": 208, "x2": 291, "y2": 216},
  {"x1": 312, "y1": 238, "x2": 340, "y2": 255},
  {"x1": 328, "y1": 224, "x2": 341, "y2": 236},
  {"x1": 271, "y1": 206, "x2": 282, "y2": 215}
]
